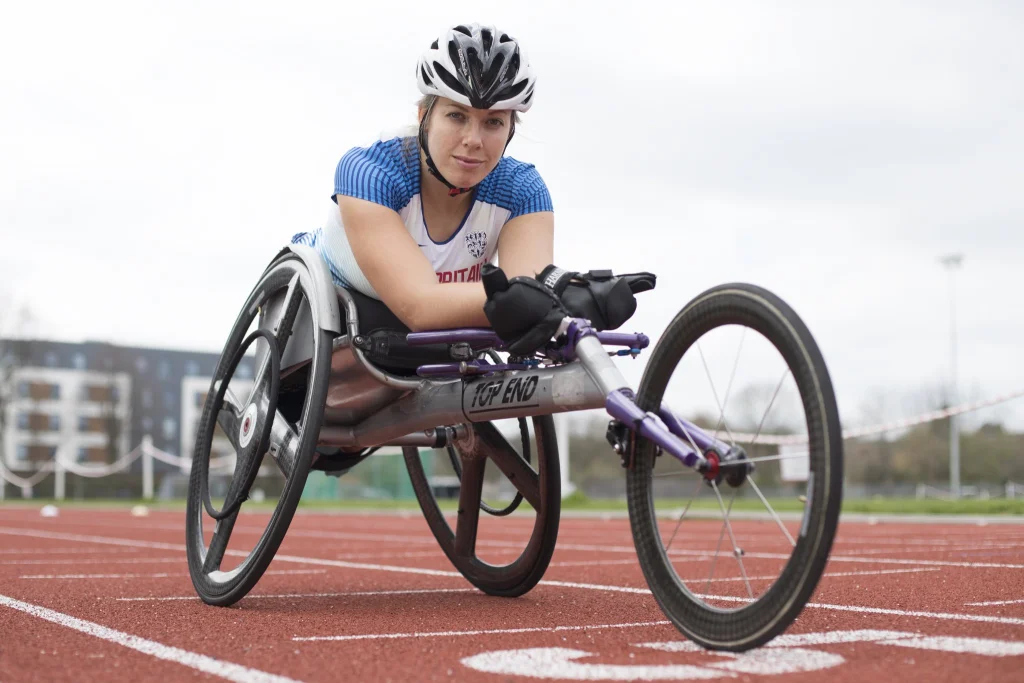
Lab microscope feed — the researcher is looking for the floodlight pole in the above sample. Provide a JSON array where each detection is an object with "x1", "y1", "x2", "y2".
[{"x1": 940, "y1": 253, "x2": 963, "y2": 499}]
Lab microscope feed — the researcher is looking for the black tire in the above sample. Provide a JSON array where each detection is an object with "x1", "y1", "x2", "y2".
[
  {"x1": 403, "y1": 416, "x2": 560, "y2": 597},
  {"x1": 186, "y1": 254, "x2": 334, "y2": 606},
  {"x1": 626, "y1": 283, "x2": 843, "y2": 650}
]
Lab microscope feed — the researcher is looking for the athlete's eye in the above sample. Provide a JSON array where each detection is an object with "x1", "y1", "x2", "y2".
[
  {"x1": 447, "y1": 111, "x2": 466, "y2": 121},
  {"x1": 487, "y1": 118, "x2": 505, "y2": 127}
]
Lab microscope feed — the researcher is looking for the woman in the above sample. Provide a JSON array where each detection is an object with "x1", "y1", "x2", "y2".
[{"x1": 292, "y1": 23, "x2": 553, "y2": 334}]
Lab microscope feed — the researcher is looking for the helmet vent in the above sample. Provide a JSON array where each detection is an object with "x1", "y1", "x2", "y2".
[
  {"x1": 420, "y1": 65, "x2": 433, "y2": 86},
  {"x1": 433, "y1": 62, "x2": 470, "y2": 97},
  {"x1": 453, "y1": 25, "x2": 472, "y2": 36},
  {"x1": 499, "y1": 33, "x2": 513, "y2": 43},
  {"x1": 481, "y1": 28, "x2": 493, "y2": 52},
  {"x1": 430, "y1": 39, "x2": 439, "y2": 50}
]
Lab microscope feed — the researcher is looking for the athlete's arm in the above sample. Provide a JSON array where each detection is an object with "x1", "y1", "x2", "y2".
[
  {"x1": 495, "y1": 211, "x2": 555, "y2": 279},
  {"x1": 339, "y1": 196, "x2": 490, "y2": 331}
]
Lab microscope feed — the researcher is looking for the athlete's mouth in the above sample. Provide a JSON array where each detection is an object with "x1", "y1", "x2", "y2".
[{"x1": 453, "y1": 155, "x2": 485, "y2": 169}]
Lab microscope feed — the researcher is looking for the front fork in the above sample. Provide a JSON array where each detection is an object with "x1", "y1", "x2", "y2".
[{"x1": 569, "y1": 320, "x2": 750, "y2": 481}]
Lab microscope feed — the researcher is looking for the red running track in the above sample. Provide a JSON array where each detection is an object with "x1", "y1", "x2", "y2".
[{"x1": 0, "y1": 507, "x2": 1022, "y2": 682}]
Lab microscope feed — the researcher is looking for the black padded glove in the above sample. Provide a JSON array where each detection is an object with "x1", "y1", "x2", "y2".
[
  {"x1": 537, "y1": 265, "x2": 655, "y2": 331},
  {"x1": 482, "y1": 265, "x2": 566, "y2": 356}
]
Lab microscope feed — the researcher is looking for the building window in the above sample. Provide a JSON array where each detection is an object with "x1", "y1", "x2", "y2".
[
  {"x1": 16, "y1": 413, "x2": 29, "y2": 429},
  {"x1": 135, "y1": 356, "x2": 149, "y2": 373},
  {"x1": 141, "y1": 416, "x2": 154, "y2": 432},
  {"x1": 163, "y1": 418, "x2": 177, "y2": 440},
  {"x1": 72, "y1": 353, "x2": 87, "y2": 370},
  {"x1": 158, "y1": 360, "x2": 171, "y2": 380},
  {"x1": 15, "y1": 444, "x2": 28, "y2": 462},
  {"x1": 44, "y1": 351, "x2": 58, "y2": 367},
  {"x1": 185, "y1": 360, "x2": 201, "y2": 376},
  {"x1": 141, "y1": 389, "x2": 153, "y2": 409},
  {"x1": 17, "y1": 382, "x2": 29, "y2": 398},
  {"x1": 49, "y1": 384, "x2": 60, "y2": 400},
  {"x1": 163, "y1": 391, "x2": 176, "y2": 409},
  {"x1": 48, "y1": 414, "x2": 60, "y2": 431}
]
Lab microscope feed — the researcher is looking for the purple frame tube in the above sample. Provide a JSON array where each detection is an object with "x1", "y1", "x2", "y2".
[{"x1": 606, "y1": 390, "x2": 707, "y2": 469}]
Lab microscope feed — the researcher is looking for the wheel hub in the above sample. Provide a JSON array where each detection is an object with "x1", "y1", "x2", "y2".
[{"x1": 239, "y1": 403, "x2": 259, "y2": 448}]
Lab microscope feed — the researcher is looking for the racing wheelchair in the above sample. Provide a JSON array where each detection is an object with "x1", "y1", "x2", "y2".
[{"x1": 186, "y1": 244, "x2": 843, "y2": 652}]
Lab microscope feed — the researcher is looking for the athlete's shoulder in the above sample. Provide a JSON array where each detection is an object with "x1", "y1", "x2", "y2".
[
  {"x1": 475, "y1": 156, "x2": 552, "y2": 217},
  {"x1": 334, "y1": 136, "x2": 420, "y2": 210}
]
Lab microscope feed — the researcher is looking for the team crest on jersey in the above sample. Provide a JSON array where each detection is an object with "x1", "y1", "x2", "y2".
[{"x1": 465, "y1": 231, "x2": 487, "y2": 259}]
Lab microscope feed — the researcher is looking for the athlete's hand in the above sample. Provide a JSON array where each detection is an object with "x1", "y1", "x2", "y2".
[
  {"x1": 482, "y1": 265, "x2": 565, "y2": 355},
  {"x1": 536, "y1": 265, "x2": 640, "y2": 331}
]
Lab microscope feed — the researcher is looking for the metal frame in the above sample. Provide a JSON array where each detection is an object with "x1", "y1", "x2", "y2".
[{"x1": 227, "y1": 284, "x2": 733, "y2": 479}]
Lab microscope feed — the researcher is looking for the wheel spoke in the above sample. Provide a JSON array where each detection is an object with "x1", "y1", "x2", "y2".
[
  {"x1": 202, "y1": 512, "x2": 239, "y2": 574},
  {"x1": 214, "y1": 384, "x2": 245, "y2": 452},
  {"x1": 453, "y1": 455, "x2": 485, "y2": 558},
  {"x1": 750, "y1": 368, "x2": 791, "y2": 447},
  {"x1": 747, "y1": 477, "x2": 796, "y2": 547},
  {"x1": 710, "y1": 481, "x2": 753, "y2": 598},
  {"x1": 474, "y1": 423, "x2": 542, "y2": 511},
  {"x1": 696, "y1": 341, "x2": 738, "y2": 446},
  {"x1": 665, "y1": 475, "x2": 705, "y2": 552},
  {"x1": 712, "y1": 328, "x2": 746, "y2": 444},
  {"x1": 703, "y1": 491, "x2": 733, "y2": 592}
]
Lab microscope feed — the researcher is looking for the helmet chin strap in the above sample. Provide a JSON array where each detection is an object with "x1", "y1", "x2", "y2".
[{"x1": 418, "y1": 109, "x2": 517, "y2": 199}]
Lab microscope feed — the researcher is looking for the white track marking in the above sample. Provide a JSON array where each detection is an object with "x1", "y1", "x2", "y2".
[
  {"x1": 20, "y1": 569, "x2": 326, "y2": 580},
  {"x1": 115, "y1": 588, "x2": 476, "y2": 602},
  {"x1": 692, "y1": 594, "x2": 1024, "y2": 626},
  {"x1": 881, "y1": 636, "x2": 1024, "y2": 656},
  {"x1": 0, "y1": 557, "x2": 184, "y2": 566},
  {"x1": 462, "y1": 645, "x2": 844, "y2": 680},
  {"x1": 3, "y1": 527, "x2": 1022, "y2": 628},
  {"x1": 0, "y1": 547, "x2": 146, "y2": 555},
  {"x1": 0, "y1": 594, "x2": 304, "y2": 683},
  {"x1": 294, "y1": 621, "x2": 672, "y2": 642},
  {"x1": 550, "y1": 559, "x2": 642, "y2": 567},
  {"x1": 676, "y1": 567, "x2": 939, "y2": 584},
  {"x1": 966, "y1": 598, "x2": 1024, "y2": 607}
]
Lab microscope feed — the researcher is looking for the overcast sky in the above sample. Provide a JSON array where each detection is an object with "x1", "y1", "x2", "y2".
[{"x1": 2, "y1": 1, "x2": 1022, "y2": 432}]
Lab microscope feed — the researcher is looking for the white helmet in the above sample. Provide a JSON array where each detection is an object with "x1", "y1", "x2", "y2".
[{"x1": 416, "y1": 23, "x2": 536, "y2": 112}]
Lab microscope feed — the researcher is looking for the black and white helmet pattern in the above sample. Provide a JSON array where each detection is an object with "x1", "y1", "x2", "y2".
[{"x1": 416, "y1": 23, "x2": 536, "y2": 112}]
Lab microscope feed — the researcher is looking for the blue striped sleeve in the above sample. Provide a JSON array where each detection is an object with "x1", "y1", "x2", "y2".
[
  {"x1": 333, "y1": 138, "x2": 415, "y2": 211},
  {"x1": 508, "y1": 164, "x2": 553, "y2": 219}
]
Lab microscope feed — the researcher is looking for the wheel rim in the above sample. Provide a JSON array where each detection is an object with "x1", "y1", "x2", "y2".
[
  {"x1": 187, "y1": 258, "x2": 326, "y2": 595},
  {"x1": 629, "y1": 284, "x2": 842, "y2": 648},
  {"x1": 403, "y1": 416, "x2": 560, "y2": 595}
]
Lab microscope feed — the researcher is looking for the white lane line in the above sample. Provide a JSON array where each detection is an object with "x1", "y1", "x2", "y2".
[
  {"x1": 4, "y1": 527, "x2": 1022, "y2": 629},
  {"x1": 691, "y1": 594, "x2": 1024, "y2": 627},
  {"x1": 5, "y1": 525, "x2": 1021, "y2": 570},
  {"x1": 116, "y1": 588, "x2": 477, "y2": 602},
  {"x1": 551, "y1": 559, "x2": 642, "y2": 567},
  {"x1": 674, "y1": 568, "x2": 940, "y2": 584},
  {"x1": 1, "y1": 558, "x2": 184, "y2": 566},
  {"x1": 20, "y1": 570, "x2": 326, "y2": 580},
  {"x1": 967, "y1": 598, "x2": 1024, "y2": 607},
  {"x1": 0, "y1": 594, "x2": 303, "y2": 682},
  {"x1": 881, "y1": 635, "x2": 1024, "y2": 656},
  {"x1": 0, "y1": 547, "x2": 146, "y2": 555},
  {"x1": 293, "y1": 621, "x2": 672, "y2": 642}
]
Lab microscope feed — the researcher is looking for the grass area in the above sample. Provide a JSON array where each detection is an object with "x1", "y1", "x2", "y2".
[{"x1": 4, "y1": 494, "x2": 1024, "y2": 515}]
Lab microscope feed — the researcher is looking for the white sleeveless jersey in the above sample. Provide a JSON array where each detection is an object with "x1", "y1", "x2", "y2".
[{"x1": 291, "y1": 135, "x2": 553, "y2": 299}]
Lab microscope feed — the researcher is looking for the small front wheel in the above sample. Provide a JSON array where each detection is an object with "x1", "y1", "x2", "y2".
[{"x1": 627, "y1": 283, "x2": 843, "y2": 651}]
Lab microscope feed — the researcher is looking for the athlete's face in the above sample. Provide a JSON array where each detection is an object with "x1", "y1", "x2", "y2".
[{"x1": 422, "y1": 98, "x2": 511, "y2": 188}]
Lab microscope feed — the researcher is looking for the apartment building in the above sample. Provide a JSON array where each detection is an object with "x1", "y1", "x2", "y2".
[{"x1": 1, "y1": 338, "x2": 253, "y2": 474}]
